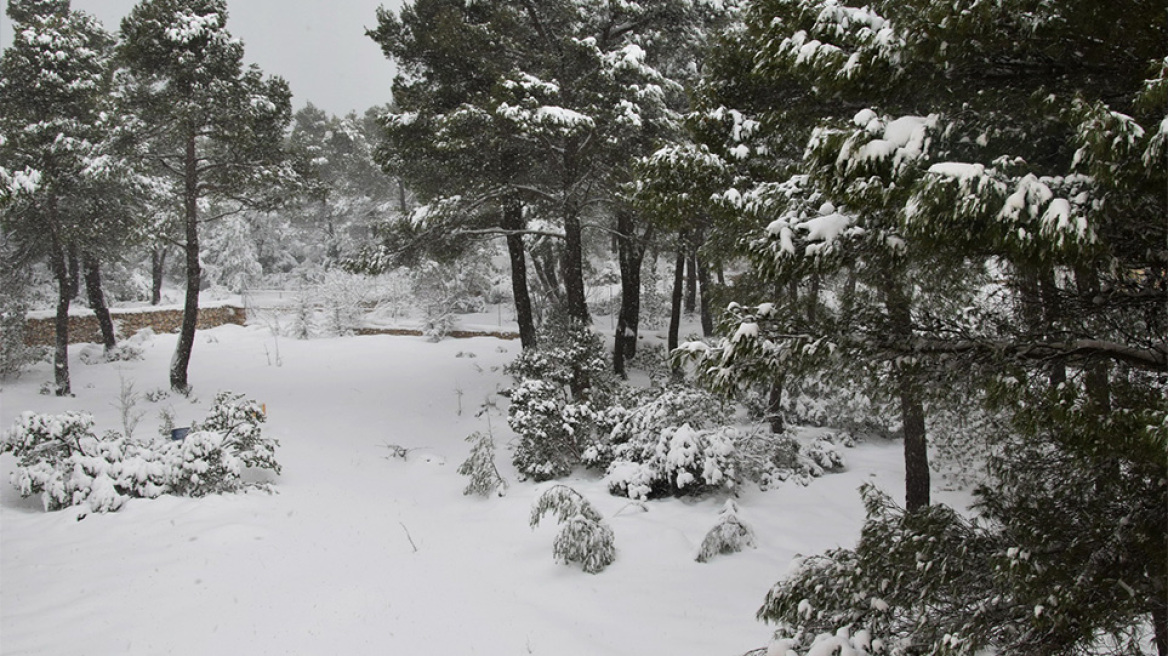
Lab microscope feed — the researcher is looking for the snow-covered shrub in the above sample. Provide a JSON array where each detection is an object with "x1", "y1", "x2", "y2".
[
  {"x1": 457, "y1": 431, "x2": 508, "y2": 497},
  {"x1": 530, "y1": 485, "x2": 615, "y2": 574},
  {"x1": 505, "y1": 318, "x2": 615, "y2": 481},
  {"x1": 0, "y1": 392, "x2": 280, "y2": 515},
  {"x1": 194, "y1": 391, "x2": 280, "y2": 474},
  {"x1": 593, "y1": 385, "x2": 737, "y2": 500},
  {"x1": 604, "y1": 424, "x2": 740, "y2": 500},
  {"x1": 758, "y1": 485, "x2": 996, "y2": 655},
  {"x1": 0, "y1": 258, "x2": 47, "y2": 381},
  {"x1": 411, "y1": 256, "x2": 494, "y2": 340},
  {"x1": 696, "y1": 499, "x2": 756, "y2": 562}
]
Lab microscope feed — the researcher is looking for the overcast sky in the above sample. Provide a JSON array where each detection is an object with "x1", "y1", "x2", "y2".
[{"x1": 0, "y1": 0, "x2": 406, "y2": 117}]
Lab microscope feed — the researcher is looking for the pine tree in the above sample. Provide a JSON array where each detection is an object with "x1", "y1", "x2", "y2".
[
  {"x1": 118, "y1": 0, "x2": 294, "y2": 392},
  {"x1": 693, "y1": 0, "x2": 1167, "y2": 651},
  {"x1": 0, "y1": 0, "x2": 144, "y2": 394}
]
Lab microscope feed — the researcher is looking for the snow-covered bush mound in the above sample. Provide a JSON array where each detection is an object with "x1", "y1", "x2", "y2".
[
  {"x1": 696, "y1": 499, "x2": 756, "y2": 563},
  {"x1": 1, "y1": 391, "x2": 280, "y2": 516}
]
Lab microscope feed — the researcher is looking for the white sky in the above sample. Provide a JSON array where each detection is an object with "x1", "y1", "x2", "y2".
[{"x1": 0, "y1": 0, "x2": 405, "y2": 117}]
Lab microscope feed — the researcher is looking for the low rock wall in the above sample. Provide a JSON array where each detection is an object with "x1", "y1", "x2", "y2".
[{"x1": 24, "y1": 305, "x2": 247, "y2": 346}]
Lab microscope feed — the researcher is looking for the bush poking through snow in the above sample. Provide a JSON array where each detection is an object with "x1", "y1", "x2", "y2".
[
  {"x1": 696, "y1": 500, "x2": 756, "y2": 563},
  {"x1": 0, "y1": 392, "x2": 281, "y2": 515},
  {"x1": 457, "y1": 431, "x2": 508, "y2": 497},
  {"x1": 530, "y1": 485, "x2": 615, "y2": 574}
]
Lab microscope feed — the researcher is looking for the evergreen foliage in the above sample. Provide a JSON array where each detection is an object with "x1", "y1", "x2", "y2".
[
  {"x1": 1, "y1": 391, "x2": 280, "y2": 516},
  {"x1": 505, "y1": 317, "x2": 615, "y2": 481},
  {"x1": 695, "y1": 499, "x2": 755, "y2": 563},
  {"x1": 530, "y1": 484, "x2": 615, "y2": 574},
  {"x1": 457, "y1": 430, "x2": 508, "y2": 497}
]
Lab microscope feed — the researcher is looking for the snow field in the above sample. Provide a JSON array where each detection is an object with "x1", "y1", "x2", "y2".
[{"x1": 1, "y1": 324, "x2": 935, "y2": 656}]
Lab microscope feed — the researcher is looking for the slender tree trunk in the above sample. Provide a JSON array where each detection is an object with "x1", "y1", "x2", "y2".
[
  {"x1": 151, "y1": 246, "x2": 167, "y2": 305},
  {"x1": 884, "y1": 274, "x2": 929, "y2": 511},
  {"x1": 698, "y1": 256, "x2": 713, "y2": 337},
  {"x1": 83, "y1": 254, "x2": 116, "y2": 353},
  {"x1": 1039, "y1": 268, "x2": 1066, "y2": 387},
  {"x1": 668, "y1": 232, "x2": 686, "y2": 354},
  {"x1": 614, "y1": 210, "x2": 650, "y2": 376},
  {"x1": 1153, "y1": 600, "x2": 1167, "y2": 656},
  {"x1": 49, "y1": 232, "x2": 72, "y2": 396},
  {"x1": 171, "y1": 130, "x2": 200, "y2": 393},
  {"x1": 562, "y1": 207, "x2": 589, "y2": 326},
  {"x1": 66, "y1": 245, "x2": 80, "y2": 302},
  {"x1": 684, "y1": 249, "x2": 697, "y2": 314},
  {"x1": 767, "y1": 376, "x2": 785, "y2": 434},
  {"x1": 503, "y1": 199, "x2": 536, "y2": 350}
]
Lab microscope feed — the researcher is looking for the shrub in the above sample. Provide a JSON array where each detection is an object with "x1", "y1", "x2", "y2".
[
  {"x1": 0, "y1": 392, "x2": 280, "y2": 516},
  {"x1": 505, "y1": 318, "x2": 615, "y2": 481},
  {"x1": 530, "y1": 485, "x2": 615, "y2": 574},
  {"x1": 696, "y1": 499, "x2": 756, "y2": 563},
  {"x1": 457, "y1": 430, "x2": 508, "y2": 497}
]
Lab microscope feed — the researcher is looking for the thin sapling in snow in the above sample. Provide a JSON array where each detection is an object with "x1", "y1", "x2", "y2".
[{"x1": 457, "y1": 430, "x2": 508, "y2": 497}]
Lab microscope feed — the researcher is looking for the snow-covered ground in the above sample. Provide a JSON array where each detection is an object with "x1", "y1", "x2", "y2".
[{"x1": 1, "y1": 321, "x2": 964, "y2": 656}]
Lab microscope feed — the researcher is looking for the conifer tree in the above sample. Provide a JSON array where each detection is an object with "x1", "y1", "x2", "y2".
[
  {"x1": 118, "y1": 0, "x2": 293, "y2": 392},
  {"x1": 0, "y1": 0, "x2": 143, "y2": 394}
]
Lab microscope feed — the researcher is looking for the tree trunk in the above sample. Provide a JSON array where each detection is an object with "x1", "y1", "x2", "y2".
[
  {"x1": 83, "y1": 254, "x2": 117, "y2": 353},
  {"x1": 884, "y1": 274, "x2": 929, "y2": 511},
  {"x1": 171, "y1": 131, "x2": 200, "y2": 393},
  {"x1": 684, "y1": 249, "x2": 697, "y2": 314},
  {"x1": 767, "y1": 376, "x2": 785, "y2": 433},
  {"x1": 66, "y1": 245, "x2": 80, "y2": 302},
  {"x1": 503, "y1": 199, "x2": 536, "y2": 350},
  {"x1": 1153, "y1": 599, "x2": 1167, "y2": 656},
  {"x1": 1039, "y1": 268, "x2": 1066, "y2": 387},
  {"x1": 151, "y1": 246, "x2": 167, "y2": 305},
  {"x1": 668, "y1": 232, "x2": 686, "y2": 354},
  {"x1": 698, "y1": 256, "x2": 713, "y2": 337},
  {"x1": 49, "y1": 233, "x2": 72, "y2": 396},
  {"x1": 614, "y1": 210, "x2": 651, "y2": 377},
  {"x1": 562, "y1": 207, "x2": 589, "y2": 326}
]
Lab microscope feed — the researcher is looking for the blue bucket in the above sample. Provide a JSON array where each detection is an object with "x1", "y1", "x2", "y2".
[{"x1": 170, "y1": 427, "x2": 191, "y2": 441}]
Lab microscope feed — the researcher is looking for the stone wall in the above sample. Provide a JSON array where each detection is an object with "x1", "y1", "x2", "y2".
[{"x1": 24, "y1": 305, "x2": 247, "y2": 346}]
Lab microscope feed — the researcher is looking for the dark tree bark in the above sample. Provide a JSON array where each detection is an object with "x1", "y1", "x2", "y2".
[
  {"x1": 1154, "y1": 601, "x2": 1167, "y2": 656},
  {"x1": 150, "y1": 246, "x2": 167, "y2": 305},
  {"x1": 503, "y1": 199, "x2": 536, "y2": 350},
  {"x1": 698, "y1": 256, "x2": 713, "y2": 337},
  {"x1": 613, "y1": 209, "x2": 651, "y2": 377},
  {"x1": 83, "y1": 254, "x2": 117, "y2": 353},
  {"x1": 562, "y1": 207, "x2": 589, "y2": 325},
  {"x1": 668, "y1": 232, "x2": 686, "y2": 354},
  {"x1": 883, "y1": 274, "x2": 929, "y2": 511},
  {"x1": 766, "y1": 376, "x2": 785, "y2": 434},
  {"x1": 684, "y1": 249, "x2": 697, "y2": 314},
  {"x1": 49, "y1": 231, "x2": 72, "y2": 396},
  {"x1": 171, "y1": 131, "x2": 200, "y2": 393}
]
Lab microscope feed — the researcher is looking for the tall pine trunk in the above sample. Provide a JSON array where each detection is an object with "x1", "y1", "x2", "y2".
[
  {"x1": 698, "y1": 256, "x2": 713, "y2": 337},
  {"x1": 150, "y1": 246, "x2": 167, "y2": 305},
  {"x1": 49, "y1": 229, "x2": 72, "y2": 396},
  {"x1": 884, "y1": 274, "x2": 929, "y2": 511},
  {"x1": 668, "y1": 232, "x2": 686, "y2": 354},
  {"x1": 614, "y1": 210, "x2": 650, "y2": 377},
  {"x1": 562, "y1": 206, "x2": 589, "y2": 326},
  {"x1": 83, "y1": 254, "x2": 117, "y2": 353},
  {"x1": 503, "y1": 199, "x2": 536, "y2": 350},
  {"x1": 684, "y1": 249, "x2": 697, "y2": 314},
  {"x1": 171, "y1": 130, "x2": 200, "y2": 393}
]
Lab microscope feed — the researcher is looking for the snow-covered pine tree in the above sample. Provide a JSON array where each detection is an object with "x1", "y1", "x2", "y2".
[
  {"x1": 694, "y1": 0, "x2": 1167, "y2": 651},
  {"x1": 696, "y1": 499, "x2": 755, "y2": 563},
  {"x1": 118, "y1": 0, "x2": 296, "y2": 393},
  {"x1": 457, "y1": 431, "x2": 508, "y2": 497},
  {"x1": 530, "y1": 484, "x2": 615, "y2": 574},
  {"x1": 0, "y1": 0, "x2": 145, "y2": 395}
]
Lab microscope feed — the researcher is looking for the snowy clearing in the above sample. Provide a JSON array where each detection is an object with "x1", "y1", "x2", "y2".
[{"x1": 1, "y1": 324, "x2": 962, "y2": 656}]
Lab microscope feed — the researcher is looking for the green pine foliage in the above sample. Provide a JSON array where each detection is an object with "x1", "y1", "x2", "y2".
[
  {"x1": 457, "y1": 431, "x2": 508, "y2": 497},
  {"x1": 529, "y1": 484, "x2": 615, "y2": 574},
  {"x1": 505, "y1": 317, "x2": 616, "y2": 481},
  {"x1": 696, "y1": 499, "x2": 756, "y2": 563}
]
